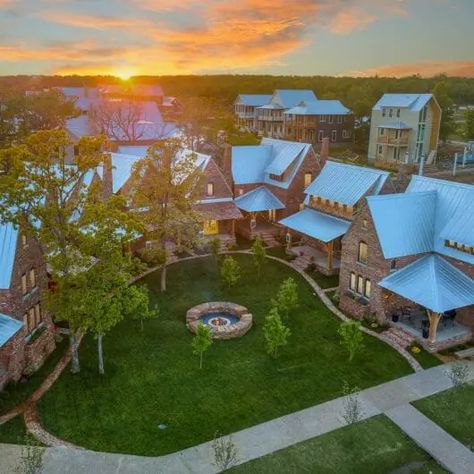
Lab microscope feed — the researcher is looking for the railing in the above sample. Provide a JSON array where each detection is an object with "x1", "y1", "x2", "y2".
[{"x1": 377, "y1": 136, "x2": 409, "y2": 146}]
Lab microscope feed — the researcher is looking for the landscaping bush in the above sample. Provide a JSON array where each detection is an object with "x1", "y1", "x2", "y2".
[{"x1": 137, "y1": 246, "x2": 166, "y2": 267}]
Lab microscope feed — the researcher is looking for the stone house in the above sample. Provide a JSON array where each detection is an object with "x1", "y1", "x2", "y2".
[
  {"x1": 0, "y1": 222, "x2": 55, "y2": 390},
  {"x1": 279, "y1": 142, "x2": 389, "y2": 275},
  {"x1": 339, "y1": 175, "x2": 474, "y2": 352},
  {"x1": 228, "y1": 138, "x2": 320, "y2": 241}
]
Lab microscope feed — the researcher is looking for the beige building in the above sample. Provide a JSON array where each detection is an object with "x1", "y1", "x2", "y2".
[{"x1": 368, "y1": 93, "x2": 441, "y2": 166}]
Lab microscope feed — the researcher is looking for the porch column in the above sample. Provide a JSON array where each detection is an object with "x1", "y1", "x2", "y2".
[
  {"x1": 428, "y1": 311, "x2": 442, "y2": 343},
  {"x1": 327, "y1": 240, "x2": 334, "y2": 271},
  {"x1": 231, "y1": 219, "x2": 235, "y2": 236}
]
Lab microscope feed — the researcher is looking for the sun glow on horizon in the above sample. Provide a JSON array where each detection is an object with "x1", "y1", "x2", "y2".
[{"x1": 115, "y1": 68, "x2": 136, "y2": 80}]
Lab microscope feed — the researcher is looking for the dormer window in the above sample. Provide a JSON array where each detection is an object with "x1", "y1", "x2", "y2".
[
  {"x1": 206, "y1": 183, "x2": 214, "y2": 196},
  {"x1": 358, "y1": 241, "x2": 368, "y2": 264}
]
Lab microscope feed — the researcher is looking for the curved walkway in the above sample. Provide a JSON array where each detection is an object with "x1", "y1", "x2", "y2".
[{"x1": 2, "y1": 249, "x2": 420, "y2": 452}]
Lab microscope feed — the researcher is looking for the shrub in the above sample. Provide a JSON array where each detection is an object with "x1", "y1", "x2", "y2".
[
  {"x1": 138, "y1": 246, "x2": 166, "y2": 267},
  {"x1": 338, "y1": 320, "x2": 364, "y2": 361},
  {"x1": 263, "y1": 307, "x2": 291, "y2": 358},
  {"x1": 220, "y1": 256, "x2": 241, "y2": 289},
  {"x1": 212, "y1": 432, "x2": 239, "y2": 470}
]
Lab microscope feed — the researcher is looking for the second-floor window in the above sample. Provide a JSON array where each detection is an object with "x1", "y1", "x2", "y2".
[
  {"x1": 21, "y1": 274, "x2": 27, "y2": 295},
  {"x1": 320, "y1": 115, "x2": 326, "y2": 123},
  {"x1": 29, "y1": 268, "x2": 36, "y2": 288},
  {"x1": 304, "y1": 172, "x2": 312, "y2": 187},
  {"x1": 379, "y1": 128, "x2": 385, "y2": 136},
  {"x1": 331, "y1": 130, "x2": 337, "y2": 142},
  {"x1": 318, "y1": 130, "x2": 324, "y2": 142},
  {"x1": 206, "y1": 182, "x2": 214, "y2": 197},
  {"x1": 328, "y1": 115, "x2": 334, "y2": 124},
  {"x1": 358, "y1": 241, "x2": 368, "y2": 264},
  {"x1": 337, "y1": 116, "x2": 343, "y2": 124}
]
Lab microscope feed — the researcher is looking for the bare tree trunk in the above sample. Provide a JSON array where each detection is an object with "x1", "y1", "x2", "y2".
[
  {"x1": 140, "y1": 319, "x2": 144, "y2": 332},
  {"x1": 70, "y1": 333, "x2": 80, "y2": 374},
  {"x1": 161, "y1": 262, "x2": 167, "y2": 292},
  {"x1": 97, "y1": 333, "x2": 105, "y2": 375}
]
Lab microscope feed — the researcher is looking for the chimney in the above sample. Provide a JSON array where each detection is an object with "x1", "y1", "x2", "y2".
[
  {"x1": 319, "y1": 137, "x2": 329, "y2": 167},
  {"x1": 222, "y1": 144, "x2": 233, "y2": 188}
]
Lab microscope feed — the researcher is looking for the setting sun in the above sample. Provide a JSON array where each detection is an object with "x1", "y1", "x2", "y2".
[{"x1": 115, "y1": 69, "x2": 135, "y2": 80}]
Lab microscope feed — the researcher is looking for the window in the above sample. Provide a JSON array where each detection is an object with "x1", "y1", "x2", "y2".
[
  {"x1": 396, "y1": 109, "x2": 400, "y2": 118},
  {"x1": 29, "y1": 268, "x2": 36, "y2": 288},
  {"x1": 21, "y1": 274, "x2": 27, "y2": 295},
  {"x1": 34, "y1": 304, "x2": 41, "y2": 326},
  {"x1": 304, "y1": 172, "x2": 312, "y2": 187},
  {"x1": 337, "y1": 116, "x2": 343, "y2": 124},
  {"x1": 318, "y1": 130, "x2": 324, "y2": 142},
  {"x1": 238, "y1": 188, "x2": 244, "y2": 196},
  {"x1": 362, "y1": 219, "x2": 367, "y2": 229},
  {"x1": 28, "y1": 308, "x2": 35, "y2": 332},
  {"x1": 382, "y1": 108, "x2": 386, "y2": 117},
  {"x1": 320, "y1": 115, "x2": 326, "y2": 123},
  {"x1": 357, "y1": 275, "x2": 364, "y2": 294},
  {"x1": 379, "y1": 128, "x2": 385, "y2": 136},
  {"x1": 206, "y1": 182, "x2": 214, "y2": 196},
  {"x1": 390, "y1": 259, "x2": 397, "y2": 271},
  {"x1": 328, "y1": 115, "x2": 334, "y2": 124},
  {"x1": 364, "y1": 279, "x2": 371, "y2": 298},
  {"x1": 349, "y1": 272, "x2": 356, "y2": 291},
  {"x1": 358, "y1": 241, "x2": 368, "y2": 264},
  {"x1": 21, "y1": 234, "x2": 27, "y2": 247},
  {"x1": 389, "y1": 108, "x2": 393, "y2": 118},
  {"x1": 378, "y1": 145, "x2": 383, "y2": 155},
  {"x1": 331, "y1": 130, "x2": 337, "y2": 142},
  {"x1": 342, "y1": 130, "x2": 351, "y2": 139}
]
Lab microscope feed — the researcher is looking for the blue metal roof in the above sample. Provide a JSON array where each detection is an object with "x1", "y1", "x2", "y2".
[
  {"x1": 66, "y1": 115, "x2": 94, "y2": 139},
  {"x1": 367, "y1": 191, "x2": 437, "y2": 259},
  {"x1": 235, "y1": 186, "x2": 285, "y2": 212},
  {"x1": 379, "y1": 255, "x2": 474, "y2": 313},
  {"x1": 407, "y1": 176, "x2": 474, "y2": 264},
  {"x1": 373, "y1": 93, "x2": 433, "y2": 112},
  {"x1": 305, "y1": 161, "x2": 390, "y2": 205},
  {"x1": 279, "y1": 208, "x2": 351, "y2": 242},
  {"x1": 110, "y1": 153, "x2": 142, "y2": 193},
  {"x1": 231, "y1": 138, "x2": 311, "y2": 190},
  {"x1": 117, "y1": 145, "x2": 149, "y2": 157},
  {"x1": 236, "y1": 94, "x2": 272, "y2": 106},
  {"x1": 0, "y1": 222, "x2": 18, "y2": 290},
  {"x1": 284, "y1": 100, "x2": 351, "y2": 116},
  {"x1": 0, "y1": 313, "x2": 23, "y2": 347},
  {"x1": 271, "y1": 90, "x2": 318, "y2": 108},
  {"x1": 60, "y1": 87, "x2": 100, "y2": 112}
]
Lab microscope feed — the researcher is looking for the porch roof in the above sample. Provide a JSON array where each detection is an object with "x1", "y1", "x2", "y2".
[
  {"x1": 0, "y1": 313, "x2": 23, "y2": 348},
  {"x1": 235, "y1": 186, "x2": 285, "y2": 212},
  {"x1": 195, "y1": 201, "x2": 243, "y2": 221},
  {"x1": 379, "y1": 254, "x2": 474, "y2": 313},
  {"x1": 279, "y1": 207, "x2": 351, "y2": 243}
]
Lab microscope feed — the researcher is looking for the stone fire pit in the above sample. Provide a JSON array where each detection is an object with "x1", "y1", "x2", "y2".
[{"x1": 186, "y1": 302, "x2": 253, "y2": 340}]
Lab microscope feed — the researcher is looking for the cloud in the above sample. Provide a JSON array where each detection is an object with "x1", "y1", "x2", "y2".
[
  {"x1": 39, "y1": 12, "x2": 150, "y2": 30},
  {"x1": 349, "y1": 60, "x2": 474, "y2": 78},
  {"x1": 326, "y1": 8, "x2": 376, "y2": 35}
]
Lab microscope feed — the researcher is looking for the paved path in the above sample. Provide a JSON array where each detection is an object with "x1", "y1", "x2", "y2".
[
  {"x1": 2, "y1": 361, "x2": 472, "y2": 474},
  {"x1": 386, "y1": 404, "x2": 474, "y2": 474}
]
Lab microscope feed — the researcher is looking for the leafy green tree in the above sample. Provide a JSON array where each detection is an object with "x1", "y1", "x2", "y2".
[
  {"x1": 464, "y1": 109, "x2": 474, "y2": 139},
  {"x1": 131, "y1": 138, "x2": 204, "y2": 292},
  {"x1": 432, "y1": 81, "x2": 455, "y2": 142},
  {"x1": 251, "y1": 235, "x2": 266, "y2": 276},
  {"x1": 210, "y1": 237, "x2": 221, "y2": 263},
  {"x1": 220, "y1": 255, "x2": 240, "y2": 289},
  {"x1": 192, "y1": 322, "x2": 213, "y2": 369},
  {"x1": 338, "y1": 321, "x2": 364, "y2": 361},
  {"x1": 272, "y1": 277, "x2": 299, "y2": 318},
  {"x1": 263, "y1": 307, "x2": 291, "y2": 358}
]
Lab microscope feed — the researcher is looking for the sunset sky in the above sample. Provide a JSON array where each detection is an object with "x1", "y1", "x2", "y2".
[{"x1": 1, "y1": 0, "x2": 473, "y2": 77}]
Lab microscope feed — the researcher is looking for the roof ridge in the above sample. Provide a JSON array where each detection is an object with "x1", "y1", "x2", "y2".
[
  {"x1": 326, "y1": 160, "x2": 390, "y2": 176},
  {"x1": 367, "y1": 190, "x2": 436, "y2": 202}
]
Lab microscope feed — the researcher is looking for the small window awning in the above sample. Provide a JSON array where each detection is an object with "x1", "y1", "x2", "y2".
[
  {"x1": 0, "y1": 313, "x2": 23, "y2": 348},
  {"x1": 379, "y1": 255, "x2": 474, "y2": 313},
  {"x1": 235, "y1": 186, "x2": 285, "y2": 212},
  {"x1": 279, "y1": 208, "x2": 351, "y2": 243}
]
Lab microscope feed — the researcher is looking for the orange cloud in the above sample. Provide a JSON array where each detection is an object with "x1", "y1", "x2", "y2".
[
  {"x1": 39, "y1": 12, "x2": 150, "y2": 30},
  {"x1": 326, "y1": 8, "x2": 376, "y2": 34},
  {"x1": 349, "y1": 60, "x2": 474, "y2": 78}
]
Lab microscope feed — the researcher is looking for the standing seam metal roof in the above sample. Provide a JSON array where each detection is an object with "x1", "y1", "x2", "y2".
[
  {"x1": 234, "y1": 186, "x2": 285, "y2": 212},
  {"x1": 0, "y1": 313, "x2": 23, "y2": 348},
  {"x1": 0, "y1": 222, "x2": 18, "y2": 289}
]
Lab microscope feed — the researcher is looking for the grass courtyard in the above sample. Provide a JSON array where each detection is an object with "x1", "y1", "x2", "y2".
[{"x1": 35, "y1": 254, "x2": 413, "y2": 455}]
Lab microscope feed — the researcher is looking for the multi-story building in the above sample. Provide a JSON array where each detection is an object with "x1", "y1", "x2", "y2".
[
  {"x1": 0, "y1": 222, "x2": 55, "y2": 390},
  {"x1": 284, "y1": 100, "x2": 354, "y2": 148},
  {"x1": 279, "y1": 140, "x2": 389, "y2": 275},
  {"x1": 368, "y1": 93, "x2": 441, "y2": 166},
  {"x1": 234, "y1": 94, "x2": 272, "y2": 132},
  {"x1": 339, "y1": 175, "x2": 474, "y2": 352}
]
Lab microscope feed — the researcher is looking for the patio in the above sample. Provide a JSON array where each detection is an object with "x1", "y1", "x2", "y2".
[{"x1": 290, "y1": 245, "x2": 341, "y2": 272}]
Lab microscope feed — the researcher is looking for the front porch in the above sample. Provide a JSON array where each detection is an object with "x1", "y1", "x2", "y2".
[{"x1": 290, "y1": 244, "x2": 341, "y2": 275}]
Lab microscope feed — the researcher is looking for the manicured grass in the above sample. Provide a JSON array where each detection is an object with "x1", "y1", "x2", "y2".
[
  {"x1": 306, "y1": 269, "x2": 340, "y2": 289},
  {"x1": 0, "y1": 416, "x2": 28, "y2": 444},
  {"x1": 410, "y1": 348, "x2": 442, "y2": 369},
  {"x1": 230, "y1": 416, "x2": 446, "y2": 473},
  {"x1": 413, "y1": 384, "x2": 474, "y2": 451},
  {"x1": 38, "y1": 255, "x2": 413, "y2": 456},
  {"x1": 0, "y1": 337, "x2": 68, "y2": 415}
]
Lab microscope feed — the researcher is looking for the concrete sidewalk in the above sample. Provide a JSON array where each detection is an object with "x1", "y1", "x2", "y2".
[{"x1": 1, "y1": 361, "x2": 472, "y2": 474}]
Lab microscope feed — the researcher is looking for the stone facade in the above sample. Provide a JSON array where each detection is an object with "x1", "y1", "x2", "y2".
[{"x1": 0, "y1": 233, "x2": 55, "y2": 390}]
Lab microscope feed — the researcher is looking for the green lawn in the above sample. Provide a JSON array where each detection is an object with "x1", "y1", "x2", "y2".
[
  {"x1": 306, "y1": 269, "x2": 340, "y2": 289},
  {"x1": 0, "y1": 337, "x2": 68, "y2": 415},
  {"x1": 411, "y1": 349, "x2": 442, "y2": 370},
  {"x1": 38, "y1": 255, "x2": 412, "y2": 456},
  {"x1": 413, "y1": 384, "x2": 474, "y2": 451},
  {"x1": 0, "y1": 416, "x2": 28, "y2": 444},
  {"x1": 230, "y1": 416, "x2": 446, "y2": 473}
]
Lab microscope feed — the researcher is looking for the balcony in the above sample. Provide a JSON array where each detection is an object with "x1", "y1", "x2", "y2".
[
  {"x1": 257, "y1": 115, "x2": 284, "y2": 122},
  {"x1": 236, "y1": 112, "x2": 255, "y2": 119},
  {"x1": 377, "y1": 135, "x2": 409, "y2": 146}
]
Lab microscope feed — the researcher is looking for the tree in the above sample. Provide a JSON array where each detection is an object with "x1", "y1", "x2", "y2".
[
  {"x1": 432, "y1": 81, "x2": 455, "y2": 142},
  {"x1": 263, "y1": 307, "x2": 291, "y2": 358},
  {"x1": 210, "y1": 237, "x2": 221, "y2": 263},
  {"x1": 131, "y1": 138, "x2": 204, "y2": 292},
  {"x1": 464, "y1": 109, "x2": 474, "y2": 139},
  {"x1": 251, "y1": 235, "x2": 266, "y2": 276},
  {"x1": 220, "y1": 256, "x2": 240, "y2": 289},
  {"x1": 212, "y1": 432, "x2": 239, "y2": 470},
  {"x1": 272, "y1": 277, "x2": 299, "y2": 318},
  {"x1": 446, "y1": 362, "x2": 469, "y2": 388},
  {"x1": 192, "y1": 322, "x2": 213, "y2": 369},
  {"x1": 338, "y1": 321, "x2": 364, "y2": 361},
  {"x1": 130, "y1": 289, "x2": 159, "y2": 331},
  {"x1": 341, "y1": 382, "x2": 363, "y2": 425},
  {"x1": 0, "y1": 130, "x2": 144, "y2": 374}
]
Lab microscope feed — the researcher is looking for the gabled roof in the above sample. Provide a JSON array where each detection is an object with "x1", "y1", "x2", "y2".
[
  {"x1": 279, "y1": 208, "x2": 351, "y2": 242},
  {"x1": 270, "y1": 89, "x2": 318, "y2": 109},
  {"x1": 367, "y1": 191, "x2": 437, "y2": 259},
  {"x1": 379, "y1": 255, "x2": 474, "y2": 313},
  {"x1": 284, "y1": 100, "x2": 351, "y2": 116},
  {"x1": 231, "y1": 138, "x2": 312, "y2": 190},
  {"x1": 0, "y1": 313, "x2": 23, "y2": 347},
  {"x1": 368, "y1": 175, "x2": 474, "y2": 264},
  {"x1": 305, "y1": 161, "x2": 389, "y2": 205},
  {"x1": 66, "y1": 115, "x2": 95, "y2": 140},
  {"x1": 373, "y1": 93, "x2": 434, "y2": 112},
  {"x1": 0, "y1": 222, "x2": 18, "y2": 289},
  {"x1": 235, "y1": 186, "x2": 285, "y2": 212},
  {"x1": 235, "y1": 94, "x2": 272, "y2": 107},
  {"x1": 60, "y1": 87, "x2": 100, "y2": 112},
  {"x1": 109, "y1": 153, "x2": 143, "y2": 193}
]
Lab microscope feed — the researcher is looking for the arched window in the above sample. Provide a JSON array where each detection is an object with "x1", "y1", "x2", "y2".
[{"x1": 358, "y1": 241, "x2": 368, "y2": 264}]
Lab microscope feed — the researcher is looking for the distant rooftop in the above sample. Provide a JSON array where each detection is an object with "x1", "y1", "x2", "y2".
[
  {"x1": 268, "y1": 89, "x2": 318, "y2": 109},
  {"x1": 285, "y1": 100, "x2": 351, "y2": 116},
  {"x1": 236, "y1": 94, "x2": 272, "y2": 107},
  {"x1": 373, "y1": 93, "x2": 434, "y2": 112}
]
